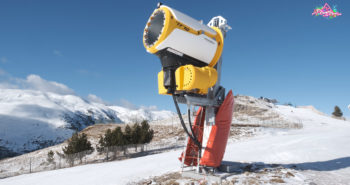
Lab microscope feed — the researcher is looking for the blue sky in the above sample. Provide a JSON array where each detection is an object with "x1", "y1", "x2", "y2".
[{"x1": 0, "y1": 0, "x2": 349, "y2": 117}]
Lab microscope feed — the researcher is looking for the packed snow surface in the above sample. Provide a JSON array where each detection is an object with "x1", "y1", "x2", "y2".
[{"x1": 1, "y1": 104, "x2": 350, "y2": 184}]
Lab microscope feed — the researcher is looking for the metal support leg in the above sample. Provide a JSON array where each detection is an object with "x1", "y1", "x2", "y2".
[
  {"x1": 181, "y1": 135, "x2": 188, "y2": 173},
  {"x1": 196, "y1": 149, "x2": 200, "y2": 173}
]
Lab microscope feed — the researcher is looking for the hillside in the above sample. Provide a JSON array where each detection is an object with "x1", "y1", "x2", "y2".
[
  {"x1": 1, "y1": 96, "x2": 350, "y2": 184},
  {"x1": 0, "y1": 94, "x2": 291, "y2": 178},
  {"x1": 0, "y1": 89, "x2": 174, "y2": 159}
]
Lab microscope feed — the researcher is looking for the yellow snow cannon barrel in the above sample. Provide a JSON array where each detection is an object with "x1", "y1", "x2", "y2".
[{"x1": 143, "y1": 5, "x2": 224, "y2": 67}]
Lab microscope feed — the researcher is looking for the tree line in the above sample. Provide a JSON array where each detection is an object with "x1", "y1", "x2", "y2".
[
  {"x1": 98, "y1": 120, "x2": 154, "y2": 149},
  {"x1": 48, "y1": 120, "x2": 154, "y2": 166}
]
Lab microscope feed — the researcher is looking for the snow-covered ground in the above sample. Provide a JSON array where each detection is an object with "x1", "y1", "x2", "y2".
[
  {"x1": 223, "y1": 105, "x2": 350, "y2": 184},
  {"x1": 1, "y1": 104, "x2": 350, "y2": 184}
]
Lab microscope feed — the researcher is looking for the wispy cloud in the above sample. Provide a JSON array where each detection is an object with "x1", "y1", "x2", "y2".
[
  {"x1": 24, "y1": 74, "x2": 74, "y2": 95},
  {"x1": 116, "y1": 99, "x2": 158, "y2": 111},
  {"x1": 0, "y1": 71, "x2": 75, "y2": 95},
  {"x1": 53, "y1": 49, "x2": 63, "y2": 57},
  {"x1": 116, "y1": 99, "x2": 139, "y2": 110},
  {"x1": 0, "y1": 57, "x2": 8, "y2": 63},
  {"x1": 87, "y1": 94, "x2": 110, "y2": 105},
  {"x1": 0, "y1": 68, "x2": 7, "y2": 76}
]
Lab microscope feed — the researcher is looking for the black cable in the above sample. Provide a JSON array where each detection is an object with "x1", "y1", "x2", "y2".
[
  {"x1": 187, "y1": 108, "x2": 196, "y2": 141},
  {"x1": 172, "y1": 95, "x2": 201, "y2": 148},
  {"x1": 189, "y1": 107, "x2": 203, "y2": 162}
]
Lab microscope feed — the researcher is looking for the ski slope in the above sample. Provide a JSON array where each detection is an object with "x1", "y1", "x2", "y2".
[{"x1": 1, "y1": 105, "x2": 350, "y2": 185}]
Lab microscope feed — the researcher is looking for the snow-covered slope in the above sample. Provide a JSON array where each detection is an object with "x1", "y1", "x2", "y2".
[
  {"x1": 0, "y1": 89, "x2": 122, "y2": 157},
  {"x1": 2, "y1": 99, "x2": 350, "y2": 184},
  {"x1": 0, "y1": 89, "x2": 174, "y2": 159},
  {"x1": 109, "y1": 106, "x2": 175, "y2": 123}
]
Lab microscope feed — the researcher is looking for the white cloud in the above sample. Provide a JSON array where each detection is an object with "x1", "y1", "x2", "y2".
[
  {"x1": 117, "y1": 99, "x2": 139, "y2": 110},
  {"x1": 23, "y1": 74, "x2": 74, "y2": 95},
  {"x1": 53, "y1": 49, "x2": 63, "y2": 57},
  {"x1": 140, "y1": 105, "x2": 158, "y2": 111},
  {"x1": 116, "y1": 99, "x2": 159, "y2": 111},
  {"x1": 0, "y1": 82, "x2": 18, "y2": 89},
  {"x1": 0, "y1": 71, "x2": 160, "y2": 110},
  {"x1": 87, "y1": 94, "x2": 109, "y2": 105},
  {"x1": 0, "y1": 73, "x2": 75, "y2": 95},
  {"x1": 1, "y1": 57, "x2": 8, "y2": 63}
]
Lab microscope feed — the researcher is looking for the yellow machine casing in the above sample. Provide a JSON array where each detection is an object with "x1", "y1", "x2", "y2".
[
  {"x1": 158, "y1": 65, "x2": 218, "y2": 95},
  {"x1": 143, "y1": 5, "x2": 224, "y2": 67}
]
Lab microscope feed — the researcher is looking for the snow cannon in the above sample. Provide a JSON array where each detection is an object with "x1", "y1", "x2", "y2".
[
  {"x1": 143, "y1": 3, "x2": 234, "y2": 173},
  {"x1": 143, "y1": 3, "x2": 224, "y2": 95}
]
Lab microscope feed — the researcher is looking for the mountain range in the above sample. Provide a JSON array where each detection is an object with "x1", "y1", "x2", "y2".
[{"x1": 0, "y1": 88, "x2": 174, "y2": 159}]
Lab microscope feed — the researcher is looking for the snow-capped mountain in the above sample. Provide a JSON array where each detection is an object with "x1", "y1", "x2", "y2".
[
  {"x1": 109, "y1": 106, "x2": 175, "y2": 124},
  {"x1": 0, "y1": 89, "x2": 120, "y2": 157},
  {"x1": 0, "y1": 88, "x2": 174, "y2": 159}
]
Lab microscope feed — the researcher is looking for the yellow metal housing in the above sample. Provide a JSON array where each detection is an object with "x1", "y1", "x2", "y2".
[
  {"x1": 175, "y1": 65, "x2": 217, "y2": 94},
  {"x1": 157, "y1": 65, "x2": 218, "y2": 95},
  {"x1": 143, "y1": 5, "x2": 224, "y2": 67}
]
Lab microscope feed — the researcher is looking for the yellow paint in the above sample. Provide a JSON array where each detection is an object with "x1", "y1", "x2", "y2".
[
  {"x1": 143, "y1": 6, "x2": 223, "y2": 67},
  {"x1": 208, "y1": 26, "x2": 224, "y2": 67},
  {"x1": 143, "y1": 7, "x2": 174, "y2": 54},
  {"x1": 175, "y1": 65, "x2": 217, "y2": 94}
]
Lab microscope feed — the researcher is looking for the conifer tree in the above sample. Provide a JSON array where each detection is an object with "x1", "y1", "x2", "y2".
[
  {"x1": 140, "y1": 120, "x2": 154, "y2": 144},
  {"x1": 63, "y1": 133, "x2": 93, "y2": 155},
  {"x1": 112, "y1": 127, "x2": 125, "y2": 146},
  {"x1": 131, "y1": 123, "x2": 142, "y2": 144},
  {"x1": 124, "y1": 125, "x2": 133, "y2": 145},
  {"x1": 97, "y1": 127, "x2": 127, "y2": 158},
  {"x1": 47, "y1": 150, "x2": 55, "y2": 164},
  {"x1": 332, "y1": 106, "x2": 343, "y2": 117},
  {"x1": 62, "y1": 132, "x2": 93, "y2": 165}
]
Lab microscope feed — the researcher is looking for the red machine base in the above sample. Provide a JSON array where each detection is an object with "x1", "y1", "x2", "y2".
[{"x1": 179, "y1": 90, "x2": 234, "y2": 167}]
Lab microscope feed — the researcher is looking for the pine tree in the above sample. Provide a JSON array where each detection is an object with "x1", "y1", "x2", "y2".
[
  {"x1": 104, "y1": 129, "x2": 114, "y2": 146},
  {"x1": 332, "y1": 106, "x2": 343, "y2": 117},
  {"x1": 97, "y1": 135, "x2": 105, "y2": 152},
  {"x1": 124, "y1": 125, "x2": 133, "y2": 145},
  {"x1": 47, "y1": 150, "x2": 55, "y2": 164},
  {"x1": 63, "y1": 133, "x2": 93, "y2": 155},
  {"x1": 131, "y1": 123, "x2": 142, "y2": 144},
  {"x1": 140, "y1": 120, "x2": 154, "y2": 144},
  {"x1": 62, "y1": 132, "x2": 93, "y2": 165},
  {"x1": 97, "y1": 127, "x2": 127, "y2": 159},
  {"x1": 99, "y1": 127, "x2": 126, "y2": 147},
  {"x1": 112, "y1": 127, "x2": 125, "y2": 146},
  {"x1": 139, "y1": 120, "x2": 154, "y2": 152}
]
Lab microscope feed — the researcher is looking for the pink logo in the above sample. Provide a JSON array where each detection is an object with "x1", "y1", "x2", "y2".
[{"x1": 312, "y1": 3, "x2": 342, "y2": 19}]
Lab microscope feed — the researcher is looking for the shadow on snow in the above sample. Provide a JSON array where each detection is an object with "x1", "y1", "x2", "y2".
[{"x1": 221, "y1": 156, "x2": 350, "y2": 173}]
